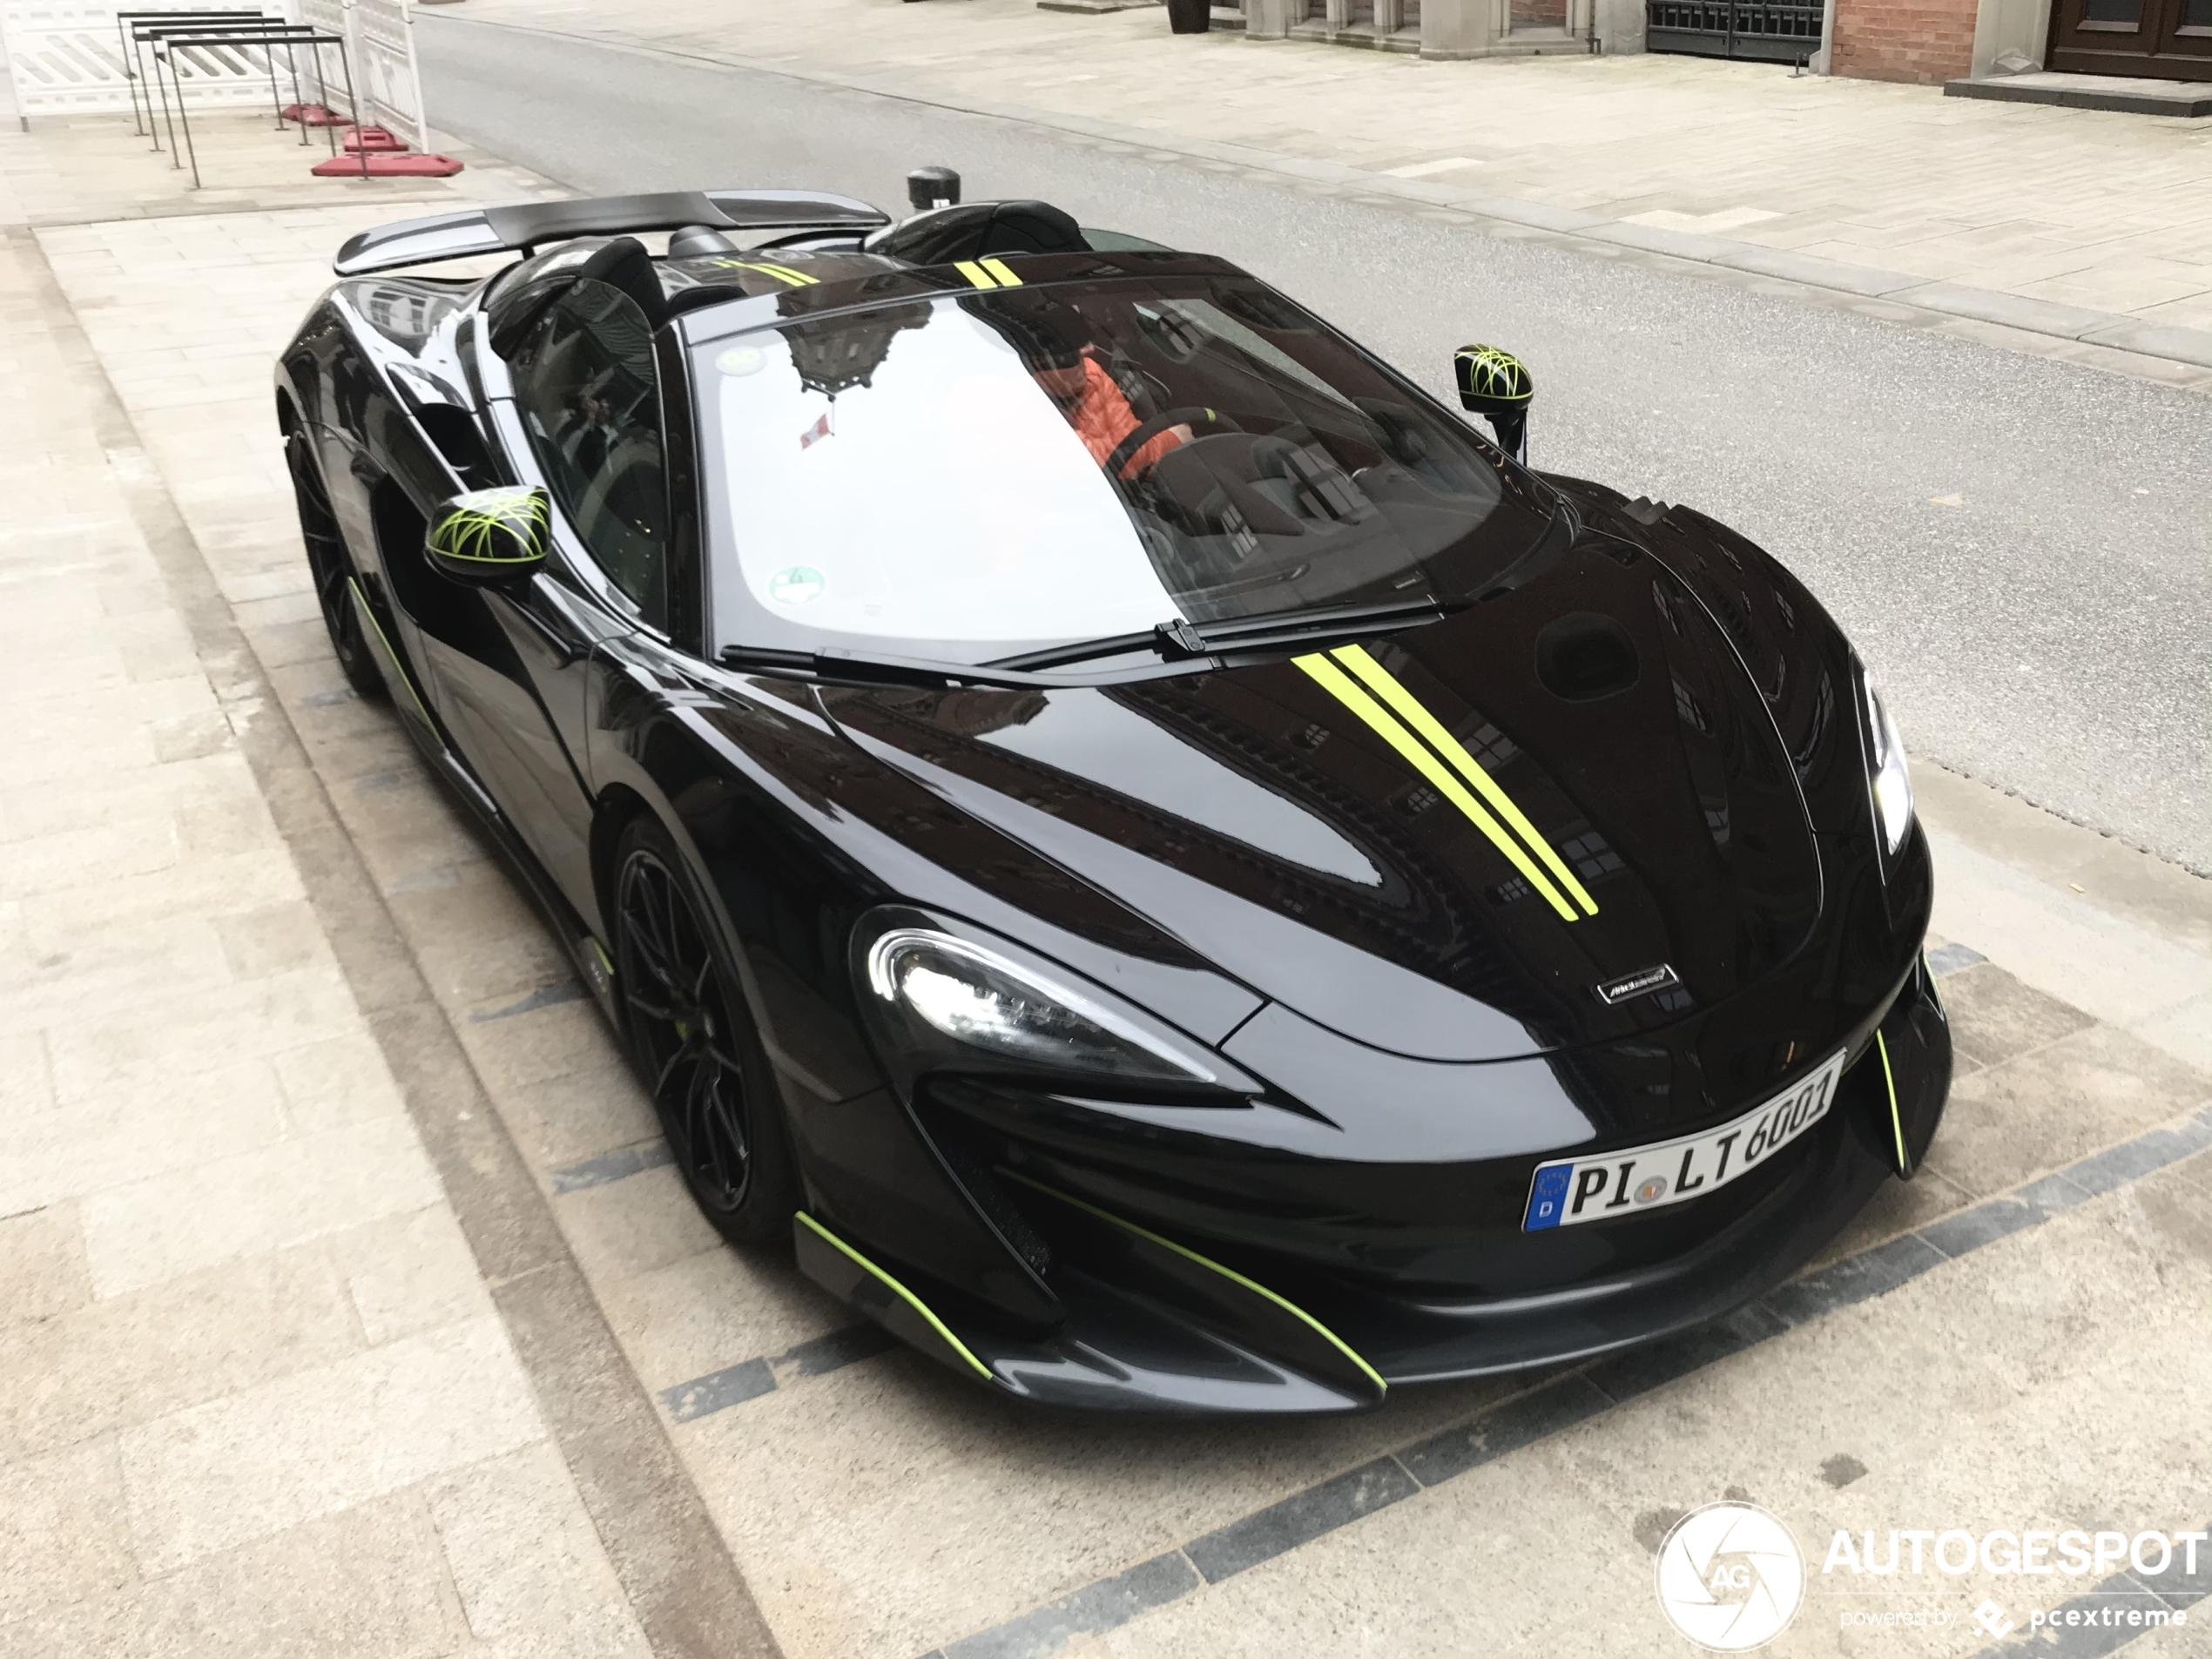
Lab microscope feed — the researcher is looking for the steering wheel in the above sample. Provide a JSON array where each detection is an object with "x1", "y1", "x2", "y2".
[{"x1": 1103, "y1": 406, "x2": 1241, "y2": 478}]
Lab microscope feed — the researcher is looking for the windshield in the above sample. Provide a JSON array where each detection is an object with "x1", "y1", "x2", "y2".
[{"x1": 692, "y1": 276, "x2": 1550, "y2": 665}]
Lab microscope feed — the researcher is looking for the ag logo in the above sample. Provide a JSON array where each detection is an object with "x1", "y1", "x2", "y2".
[{"x1": 1655, "y1": 1501, "x2": 1805, "y2": 1651}]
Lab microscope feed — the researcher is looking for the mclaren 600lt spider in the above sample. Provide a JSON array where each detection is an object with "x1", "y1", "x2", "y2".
[{"x1": 276, "y1": 171, "x2": 1949, "y2": 1414}]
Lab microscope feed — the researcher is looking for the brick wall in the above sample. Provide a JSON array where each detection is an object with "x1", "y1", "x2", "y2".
[{"x1": 1831, "y1": 0, "x2": 1979, "y2": 82}]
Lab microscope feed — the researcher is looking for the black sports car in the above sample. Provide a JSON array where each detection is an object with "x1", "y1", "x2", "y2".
[{"x1": 278, "y1": 172, "x2": 1949, "y2": 1414}]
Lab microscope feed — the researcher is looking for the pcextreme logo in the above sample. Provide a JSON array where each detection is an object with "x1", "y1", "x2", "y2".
[{"x1": 1655, "y1": 1502, "x2": 1807, "y2": 1651}]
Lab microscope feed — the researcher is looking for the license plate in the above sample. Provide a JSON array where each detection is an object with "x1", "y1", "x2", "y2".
[{"x1": 1522, "y1": 1049, "x2": 1844, "y2": 1231}]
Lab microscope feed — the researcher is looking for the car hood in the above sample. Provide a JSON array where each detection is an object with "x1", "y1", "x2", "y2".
[{"x1": 819, "y1": 523, "x2": 1824, "y2": 1062}]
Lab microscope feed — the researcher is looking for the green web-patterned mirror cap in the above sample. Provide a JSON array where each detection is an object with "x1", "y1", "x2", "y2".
[
  {"x1": 430, "y1": 486, "x2": 550, "y2": 565},
  {"x1": 1454, "y1": 344, "x2": 1534, "y2": 408}
]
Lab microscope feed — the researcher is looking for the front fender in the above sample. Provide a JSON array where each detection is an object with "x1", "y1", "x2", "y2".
[
  {"x1": 1549, "y1": 478, "x2": 1872, "y2": 843},
  {"x1": 584, "y1": 638, "x2": 1076, "y2": 1330}
]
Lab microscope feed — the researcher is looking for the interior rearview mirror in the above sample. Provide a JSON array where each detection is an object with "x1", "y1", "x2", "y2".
[
  {"x1": 1454, "y1": 344, "x2": 1534, "y2": 465},
  {"x1": 427, "y1": 486, "x2": 550, "y2": 585}
]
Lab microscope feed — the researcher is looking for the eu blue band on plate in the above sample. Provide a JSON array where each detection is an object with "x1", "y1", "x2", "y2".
[{"x1": 1523, "y1": 1163, "x2": 1571, "y2": 1231}]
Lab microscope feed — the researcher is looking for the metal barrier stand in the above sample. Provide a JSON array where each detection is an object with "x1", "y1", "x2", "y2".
[
  {"x1": 133, "y1": 16, "x2": 307, "y2": 152},
  {"x1": 115, "y1": 10, "x2": 268, "y2": 137},
  {"x1": 148, "y1": 23, "x2": 350, "y2": 183}
]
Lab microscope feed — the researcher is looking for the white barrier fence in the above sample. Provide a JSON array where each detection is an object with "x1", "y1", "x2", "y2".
[
  {"x1": 0, "y1": 0, "x2": 422, "y2": 145},
  {"x1": 287, "y1": 0, "x2": 425, "y2": 152},
  {"x1": 2, "y1": 0, "x2": 296, "y2": 122}
]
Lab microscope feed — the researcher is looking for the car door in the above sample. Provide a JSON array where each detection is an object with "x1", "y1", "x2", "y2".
[
  {"x1": 473, "y1": 274, "x2": 691, "y2": 901},
  {"x1": 332, "y1": 300, "x2": 628, "y2": 915}
]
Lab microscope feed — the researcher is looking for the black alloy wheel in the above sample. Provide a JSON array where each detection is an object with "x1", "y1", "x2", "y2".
[
  {"x1": 610, "y1": 817, "x2": 795, "y2": 1244},
  {"x1": 285, "y1": 426, "x2": 384, "y2": 700}
]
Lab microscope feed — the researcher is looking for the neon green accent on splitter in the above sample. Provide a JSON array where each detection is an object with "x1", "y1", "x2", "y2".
[
  {"x1": 795, "y1": 1212, "x2": 991, "y2": 1380},
  {"x1": 997, "y1": 1168, "x2": 1387, "y2": 1396},
  {"x1": 1877, "y1": 1029, "x2": 1908, "y2": 1174}
]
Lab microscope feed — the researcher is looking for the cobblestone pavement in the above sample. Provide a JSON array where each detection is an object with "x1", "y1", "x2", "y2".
[
  {"x1": 3, "y1": 84, "x2": 2211, "y2": 1659},
  {"x1": 427, "y1": 0, "x2": 2212, "y2": 371}
]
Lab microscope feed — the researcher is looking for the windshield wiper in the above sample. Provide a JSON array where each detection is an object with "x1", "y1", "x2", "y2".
[
  {"x1": 716, "y1": 644, "x2": 1051, "y2": 690},
  {"x1": 718, "y1": 597, "x2": 1456, "y2": 687},
  {"x1": 989, "y1": 596, "x2": 1450, "y2": 673}
]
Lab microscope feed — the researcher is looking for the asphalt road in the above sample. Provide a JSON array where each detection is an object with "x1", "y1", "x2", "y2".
[{"x1": 419, "y1": 16, "x2": 2212, "y2": 873}]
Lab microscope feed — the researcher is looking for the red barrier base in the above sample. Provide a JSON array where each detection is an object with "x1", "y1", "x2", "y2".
[
  {"x1": 280, "y1": 102, "x2": 345, "y2": 125},
  {"x1": 341, "y1": 125, "x2": 409, "y2": 152},
  {"x1": 311, "y1": 152, "x2": 466, "y2": 178}
]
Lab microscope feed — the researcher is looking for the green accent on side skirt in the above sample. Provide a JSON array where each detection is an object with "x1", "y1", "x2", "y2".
[
  {"x1": 997, "y1": 1168, "x2": 1387, "y2": 1395},
  {"x1": 795, "y1": 1212, "x2": 992, "y2": 1380},
  {"x1": 1877, "y1": 1028, "x2": 1908, "y2": 1175},
  {"x1": 347, "y1": 577, "x2": 435, "y2": 732}
]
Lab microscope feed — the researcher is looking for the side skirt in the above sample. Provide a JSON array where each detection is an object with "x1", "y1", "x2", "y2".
[{"x1": 346, "y1": 577, "x2": 621, "y2": 1028}]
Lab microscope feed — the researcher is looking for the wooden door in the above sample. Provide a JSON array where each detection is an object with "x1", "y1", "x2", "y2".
[{"x1": 2049, "y1": 0, "x2": 2212, "y2": 79}]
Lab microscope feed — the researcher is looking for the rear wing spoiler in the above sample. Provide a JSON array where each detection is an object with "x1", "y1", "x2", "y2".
[{"x1": 333, "y1": 189, "x2": 892, "y2": 277}]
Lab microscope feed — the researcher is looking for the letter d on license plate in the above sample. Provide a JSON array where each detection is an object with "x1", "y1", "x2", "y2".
[{"x1": 1522, "y1": 1049, "x2": 1844, "y2": 1231}]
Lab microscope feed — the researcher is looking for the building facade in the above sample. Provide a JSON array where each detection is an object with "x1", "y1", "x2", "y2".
[{"x1": 1237, "y1": 0, "x2": 2209, "y2": 89}]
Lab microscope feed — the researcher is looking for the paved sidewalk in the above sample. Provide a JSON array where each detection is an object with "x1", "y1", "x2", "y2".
[
  {"x1": 0, "y1": 93, "x2": 676, "y2": 1659},
  {"x1": 427, "y1": 0, "x2": 2212, "y2": 377}
]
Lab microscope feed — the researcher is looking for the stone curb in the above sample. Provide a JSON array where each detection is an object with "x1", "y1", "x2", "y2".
[{"x1": 416, "y1": 11, "x2": 2212, "y2": 377}]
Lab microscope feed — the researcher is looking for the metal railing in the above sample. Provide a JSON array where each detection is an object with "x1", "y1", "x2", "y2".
[{"x1": 1648, "y1": 0, "x2": 1822, "y2": 58}]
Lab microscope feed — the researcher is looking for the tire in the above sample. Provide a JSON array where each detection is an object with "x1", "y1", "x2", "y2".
[
  {"x1": 285, "y1": 425, "x2": 385, "y2": 701},
  {"x1": 610, "y1": 814, "x2": 798, "y2": 1244}
]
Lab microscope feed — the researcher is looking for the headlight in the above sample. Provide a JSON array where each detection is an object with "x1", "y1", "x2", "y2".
[
  {"x1": 1862, "y1": 674, "x2": 1914, "y2": 856},
  {"x1": 863, "y1": 926, "x2": 1255, "y2": 1090}
]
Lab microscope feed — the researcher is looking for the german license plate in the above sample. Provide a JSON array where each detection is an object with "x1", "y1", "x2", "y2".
[{"x1": 1521, "y1": 1049, "x2": 1844, "y2": 1231}]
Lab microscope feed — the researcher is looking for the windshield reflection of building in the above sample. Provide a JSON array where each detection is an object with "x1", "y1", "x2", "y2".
[
  {"x1": 1104, "y1": 676, "x2": 1597, "y2": 1032},
  {"x1": 783, "y1": 303, "x2": 932, "y2": 398},
  {"x1": 845, "y1": 675, "x2": 1625, "y2": 1054},
  {"x1": 928, "y1": 688, "x2": 1050, "y2": 739}
]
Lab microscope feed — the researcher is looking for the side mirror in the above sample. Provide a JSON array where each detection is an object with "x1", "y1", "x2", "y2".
[
  {"x1": 1454, "y1": 344, "x2": 1534, "y2": 465},
  {"x1": 427, "y1": 486, "x2": 550, "y2": 585}
]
